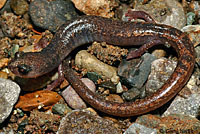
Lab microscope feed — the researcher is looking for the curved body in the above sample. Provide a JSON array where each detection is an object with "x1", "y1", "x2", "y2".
[{"x1": 9, "y1": 16, "x2": 195, "y2": 117}]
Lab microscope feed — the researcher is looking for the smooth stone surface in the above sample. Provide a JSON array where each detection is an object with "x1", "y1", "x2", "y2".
[
  {"x1": 0, "y1": 78, "x2": 21, "y2": 123},
  {"x1": 29, "y1": 0, "x2": 78, "y2": 32},
  {"x1": 118, "y1": 53, "x2": 156, "y2": 88}
]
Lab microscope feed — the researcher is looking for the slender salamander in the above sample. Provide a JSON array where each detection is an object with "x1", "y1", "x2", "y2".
[{"x1": 8, "y1": 15, "x2": 195, "y2": 117}]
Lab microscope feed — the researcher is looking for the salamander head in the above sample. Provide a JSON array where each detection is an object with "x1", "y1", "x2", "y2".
[{"x1": 8, "y1": 52, "x2": 47, "y2": 78}]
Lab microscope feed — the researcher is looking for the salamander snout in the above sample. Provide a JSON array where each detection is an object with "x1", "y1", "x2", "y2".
[{"x1": 8, "y1": 52, "x2": 45, "y2": 78}]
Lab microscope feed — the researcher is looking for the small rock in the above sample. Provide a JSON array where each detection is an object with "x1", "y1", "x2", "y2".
[
  {"x1": 57, "y1": 110, "x2": 122, "y2": 134},
  {"x1": 75, "y1": 50, "x2": 119, "y2": 84},
  {"x1": 116, "y1": 82, "x2": 123, "y2": 93},
  {"x1": 118, "y1": 53, "x2": 156, "y2": 88},
  {"x1": 152, "y1": 49, "x2": 166, "y2": 59},
  {"x1": 106, "y1": 94, "x2": 124, "y2": 103},
  {"x1": 182, "y1": 25, "x2": 200, "y2": 47},
  {"x1": 186, "y1": 74, "x2": 199, "y2": 91},
  {"x1": 62, "y1": 78, "x2": 96, "y2": 109},
  {"x1": 10, "y1": 0, "x2": 28, "y2": 15},
  {"x1": 133, "y1": 0, "x2": 186, "y2": 29},
  {"x1": 186, "y1": 12, "x2": 196, "y2": 25},
  {"x1": 52, "y1": 104, "x2": 72, "y2": 116},
  {"x1": 0, "y1": 78, "x2": 21, "y2": 123},
  {"x1": 71, "y1": 0, "x2": 118, "y2": 18},
  {"x1": 136, "y1": 114, "x2": 200, "y2": 133},
  {"x1": 123, "y1": 123, "x2": 157, "y2": 134},
  {"x1": 122, "y1": 87, "x2": 143, "y2": 101},
  {"x1": 99, "y1": 80, "x2": 116, "y2": 93},
  {"x1": 163, "y1": 93, "x2": 200, "y2": 117},
  {"x1": 29, "y1": 0, "x2": 78, "y2": 32},
  {"x1": 87, "y1": 71, "x2": 102, "y2": 83},
  {"x1": 146, "y1": 58, "x2": 177, "y2": 94}
]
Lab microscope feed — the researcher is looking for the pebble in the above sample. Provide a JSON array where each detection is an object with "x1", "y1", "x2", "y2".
[
  {"x1": 10, "y1": 0, "x2": 28, "y2": 15},
  {"x1": 186, "y1": 12, "x2": 196, "y2": 25},
  {"x1": 75, "y1": 50, "x2": 119, "y2": 84},
  {"x1": 136, "y1": 114, "x2": 200, "y2": 133},
  {"x1": 52, "y1": 104, "x2": 72, "y2": 116},
  {"x1": 123, "y1": 123, "x2": 157, "y2": 134},
  {"x1": 29, "y1": 0, "x2": 78, "y2": 32},
  {"x1": 133, "y1": 0, "x2": 186, "y2": 29},
  {"x1": 99, "y1": 80, "x2": 116, "y2": 93},
  {"x1": 182, "y1": 25, "x2": 200, "y2": 47},
  {"x1": 118, "y1": 53, "x2": 156, "y2": 88},
  {"x1": 163, "y1": 93, "x2": 200, "y2": 118},
  {"x1": 146, "y1": 57, "x2": 177, "y2": 94},
  {"x1": 62, "y1": 78, "x2": 96, "y2": 109},
  {"x1": 87, "y1": 71, "x2": 102, "y2": 83},
  {"x1": 116, "y1": 82, "x2": 124, "y2": 93},
  {"x1": 71, "y1": 0, "x2": 118, "y2": 18},
  {"x1": 57, "y1": 109, "x2": 122, "y2": 134},
  {"x1": 122, "y1": 87, "x2": 142, "y2": 101},
  {"x1": 106, "y1": 94, "x2": 124, "y2": 103},
  {"x1": 0, "y1": 78, "x2": 21, "y2": 123}
]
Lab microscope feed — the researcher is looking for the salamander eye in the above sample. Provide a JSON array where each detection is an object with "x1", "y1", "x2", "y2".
[{"x1": 17, "y1": 64, "x2": 32, "y2": 75}]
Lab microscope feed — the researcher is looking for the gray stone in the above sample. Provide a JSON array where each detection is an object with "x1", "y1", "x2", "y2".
[{"x1": 0, "y1": 78, "x2": 21, "y2": 123}]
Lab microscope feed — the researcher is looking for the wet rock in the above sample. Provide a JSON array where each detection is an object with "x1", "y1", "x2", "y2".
[
  {"x1": 133, "y1": 0, "x2": 186, "y2": 29},
  {"x1": 0, "y1": 78, "x2": 21, "y2": 123},
  {"x1": 182, "y1": 25, "x2": 200, "y2": 47},
  {"x1": 29, "y1": 0, "x2": 78, "y2": 32},
  {"x1": 124, "y1": 123, "x2": 157, "y2": 134},
  {"x1": 163, "y1": 94, "x2": 200, "y2": 117},
  {"x1": 146, "y1": 58, "x2": 177, "y2": 94},
  {"x1": 75, "y1": 50, "x2": 119, "y2": 84},
  {"x1": 10, "y1": 0, "x2": 28, "y2": 15},
  {"x1": 118, "y1": 53, "x2": 156, "y2": 88},
  {"x1": 57, "y1": 110, "x2": 122, "y2": 134},
  {"x1": 136, "y1": 114, "x2": 200, "y2": 133},
  {"x1": 62, "y1": 78, "x2": 96, "y2": 109},
  {"x1": 71, "y1": 0, "x2": 118, "y2": 18}
]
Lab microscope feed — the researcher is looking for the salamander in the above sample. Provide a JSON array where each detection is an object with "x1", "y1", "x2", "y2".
[{"x1": 8, "y1": 15, "x2": 195, "y2": 117}]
